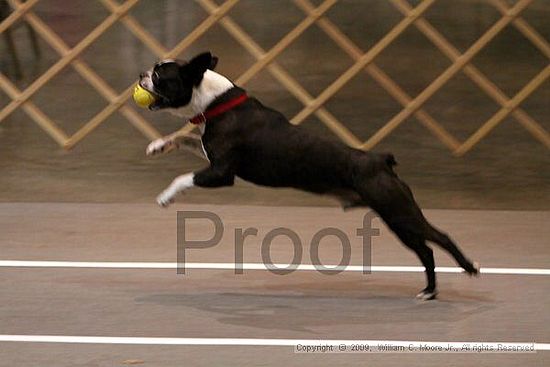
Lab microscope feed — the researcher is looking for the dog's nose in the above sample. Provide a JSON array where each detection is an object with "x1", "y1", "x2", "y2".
[{"x1": 139, "y1": 72, "x2": 146, "y2": 79}]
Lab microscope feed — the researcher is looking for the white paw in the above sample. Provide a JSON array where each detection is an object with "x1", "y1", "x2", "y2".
[
  {"x1": 416, "y1": 290, "x2": 438, "y2": 301},
  {"x1": 146, "y1": 138, "x2": 175, "y2": 156},
  {"x1": 156, "y1": 189, "x2": 176, "y2": 207}
]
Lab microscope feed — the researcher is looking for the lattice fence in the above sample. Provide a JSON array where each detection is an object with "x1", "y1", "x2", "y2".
[{"x1": 0, "y1": 0, "x2": 548, "y2": 156}]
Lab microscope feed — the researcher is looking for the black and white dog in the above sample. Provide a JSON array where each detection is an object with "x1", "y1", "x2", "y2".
[{"x1": 139, "y1": 52, "x2": 479, "y2": 300}]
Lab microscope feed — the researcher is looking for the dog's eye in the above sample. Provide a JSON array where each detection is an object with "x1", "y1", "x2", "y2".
[{"x1": 152, "y1": 72, "x2": 166, "y2": 88}]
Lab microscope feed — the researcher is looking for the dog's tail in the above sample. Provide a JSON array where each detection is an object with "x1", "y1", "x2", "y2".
[
  {"x1": 352, "y1": 151, "x2": 397, "y2": 180},
  {"x1": 384, "y1": 153, "x2": 397, "y2": 168}
]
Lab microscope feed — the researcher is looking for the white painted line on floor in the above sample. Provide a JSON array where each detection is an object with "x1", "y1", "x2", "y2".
[
  {"x1": 0, "y1": 335, "x2": 548, "y2": 351},
  {"x1": 0, "y1": 260, "x2": 549, "y2": 275}
]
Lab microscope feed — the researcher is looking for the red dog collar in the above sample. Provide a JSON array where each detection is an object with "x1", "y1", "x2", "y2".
[{"x1": 189, "y1": 93, "x2": 248, "y2": 125}]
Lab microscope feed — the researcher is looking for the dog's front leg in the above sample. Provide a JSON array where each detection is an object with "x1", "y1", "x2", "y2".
[
  {"x1": 146, "y1": 132, "x2": 204, "y2": 157},
  {"x1": 157, "y1": 173, "x2": 195, "y2": 207},
  {"x1": 156, "y1": 164, "x2": 235, "y2": 207},
  {"x1": 146, "y1": 136, "x2": 179, "y2": 156}
]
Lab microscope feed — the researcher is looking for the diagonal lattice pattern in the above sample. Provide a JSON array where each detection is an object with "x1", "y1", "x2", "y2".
[{"x1": 0, "y1": 0, "x2": 548, "y2": 156}]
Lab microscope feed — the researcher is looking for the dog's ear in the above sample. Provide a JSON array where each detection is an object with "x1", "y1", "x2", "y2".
[
  {"x1": 184, "y1": 52, "x2": 218, "y2": 85},
  {"x1": 209, "y1": 55, "x2": 218, "y2": 70},
  {"x1": 189, "y1": 52, "x2": 218, "y2": 71}
]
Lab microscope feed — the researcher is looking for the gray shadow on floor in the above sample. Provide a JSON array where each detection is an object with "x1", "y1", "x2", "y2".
[{"x1": 136, "y1": 281, "x2": 494, "y2": 333}]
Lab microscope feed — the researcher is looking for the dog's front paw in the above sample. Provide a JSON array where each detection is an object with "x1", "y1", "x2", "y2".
[
  {"x1": 156, "y1": 189, "x2": 176, "y2": 207},
  {"x1": 146, "y1": 138, "x2": 176, "y2": 156}
]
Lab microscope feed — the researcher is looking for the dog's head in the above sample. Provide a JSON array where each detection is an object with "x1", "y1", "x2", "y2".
[{"x1": 139, "y1": 52, "x2": 218, "y2": 111}]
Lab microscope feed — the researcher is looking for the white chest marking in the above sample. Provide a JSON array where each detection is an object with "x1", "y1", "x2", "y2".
[
  {"x1": 168, "y1": 70, "x2": 232, "y2": 161},
  {"x1": 200, "y1": 139, "x2": 210, "y2": 161}
]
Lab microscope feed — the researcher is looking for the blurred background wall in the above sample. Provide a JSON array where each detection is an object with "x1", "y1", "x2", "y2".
[{"x1": 0, "y1": 0, "x2": 548, "y2": 209}]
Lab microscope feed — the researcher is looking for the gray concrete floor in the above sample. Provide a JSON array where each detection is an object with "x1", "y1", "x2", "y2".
[{"x1": 0, "y1": 203, "x2": 549, "y2": 366}]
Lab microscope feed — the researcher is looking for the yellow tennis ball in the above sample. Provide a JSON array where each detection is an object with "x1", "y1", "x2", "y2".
[{"x1": 133, "y1": 84, "x2": 156, "y2": 108}]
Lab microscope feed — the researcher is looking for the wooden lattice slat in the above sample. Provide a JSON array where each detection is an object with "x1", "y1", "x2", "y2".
[
  {"x1": 0, "y1": 72, "x2": 68, "y2": 144},
  {"x1": 294, "y1": 0, "x2": 460, "y2": 151},
  {"x1": 197, "y1": 0, "x2": 363, "y2": 147},
  {"x1": 0, "y1": 0, "x2": 140, "y2": 123},
  {"x1": 391, "y1": 0, "x2": 550, "y2": 154},
  {"x1": 361, "y1": 0, "x2": 533, "y2": 151},
  {"x1": 292, "y1": 0, "x2": 436, "y2": 125},
  {"x1": 235, "y1": 0, "x2": 338, "y2": 85},
  {"x1": 9, "y1": 0, "x2": 162, "y2": 147},
  {"x1": 456, "y1": 64, "x2": 550, "y2": 155}
]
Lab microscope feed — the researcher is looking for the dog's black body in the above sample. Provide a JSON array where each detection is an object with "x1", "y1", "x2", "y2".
[
  {"x1": 198, "y1": 87, "x2": 370, "y2": 193},
  {"x1": 141, "y1": 52, "x2": 479, "y2": 299}
]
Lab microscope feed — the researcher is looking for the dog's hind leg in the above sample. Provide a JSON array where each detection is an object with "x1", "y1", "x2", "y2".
[
  {"x1": 391, "y1": 227, "x2": 438, "y2": 300},
  {"x1": 424, "y1": 225, "x2": 479, "y2": 276},
  {"x1": 386, "y1": 174, "x2": 479, "y2": 275},
  {"x1": 357, "y1": 179, "x2": 438, "y2": 297},
  {"x1": 355, "y1": 170, "x2": 477, "y2": 298}
]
